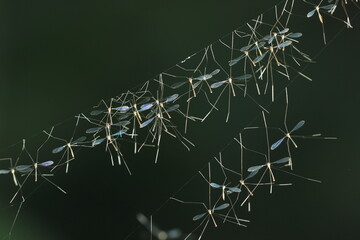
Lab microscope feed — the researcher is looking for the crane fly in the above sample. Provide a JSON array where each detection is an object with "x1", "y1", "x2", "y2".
[
  {"x1": 138, "y1": 93, "x2": 194, "y2": 163},
  {"x1": 306, "y1": 1, "x2": 336, "y2": 44},
  {"x1": 45, "y1": 116, "x2": 88, "y2": 173}
]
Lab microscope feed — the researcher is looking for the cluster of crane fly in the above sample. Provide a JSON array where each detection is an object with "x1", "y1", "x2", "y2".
[
  {"x1": 0, "y1": 22, "x2": 309, "y2": 185},
  {"x1": 133, "y1": 91, "x2": 334, "y2": 240},
  {"x1": 304, "y1": 0, "x2": 359, "y2": 43},
  {"x1": 0, "y1": 0, "x2": 355, "y2": 239},
  {"x1": 168, "y1": 90, "x2": 337, "y2": 239}
]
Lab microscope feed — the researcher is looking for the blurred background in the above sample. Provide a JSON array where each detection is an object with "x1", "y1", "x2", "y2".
[{"x1": 0, "y1": 0, "x2": 359, "y2": 239}]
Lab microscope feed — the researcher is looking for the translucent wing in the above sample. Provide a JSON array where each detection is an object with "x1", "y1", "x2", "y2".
[
  {"x1": 165, "y1": 104, "x2": 180, "y2": 113},
  {"x1": 268, "y1": 35, "x2": 275, "y2": 44},
  {"x1": 112, "y1": 130, "x2": 128, "y2": 137},
  {"x1": 256, "y1": 41, "x2": 266, "y2": 48},
  {"x1": 250, "y1": 42, "x2": 266, "y2": 52},
  {"x1": 113, "y1": 121, "x2": 131, "y2": 127},
  {"x1": 90, "y1": 110, "x2": 104, "y2": 116},
  {"x1": 210, "y1": 183, "x2": 222, "y2": 188},
  {"x1": 39, "y1": 161, "x2": 54, "y2": 167},
  {"x1": 279, "y1": 28, "x2": 289, "y2": 35},
  {"x1": 290, "y1": 120, "x2": 305, "y2": 133},
  {"x1": 73, "y1": 136, "x2": 87, "y2": 144},
  {"x1": 277, "y1": 40, "x2": 292, "y2": 48},
  {"x1": 273, "y1": 157, "x2": 291, "y2": 165},
  {"x1": 262, "y1": 34, "x2": 271, "y2": 41},
  {"x1": 247, "y1": 164, "x2": 265, "y2": 172},
  {"x1": 145, "y1": 110, "x2": 156, "y2": 119},
  {"x1": 211, "y1": 80, "x2": 227, "y2": 89},
  {"x1": 140, "y1": 103, "x2": 154, "y2": 111},
  {"x1": 210, "y1": 69, "x2": 220, "y2": 76},
  {"x1": 52, "y1": 145, "x2": 66, "y2": 154},
  {"x1": 194, "y1": 74, "x2": 213, "y2": 81},
  {"x1": 113, "y1": 106, "x2": 130, "y2": 112},
  {"x1": 15, "y1": 165, "x2": 33, "y2": 173},
  {"x1": 193, "y1": 213, "x2": 207, "y2": 221},
  {"x1": 240, "y1": 45, "x2": 252, "y2": 52},
  {"x1": 246, "y1": 170, "x2": 259, "y2": 180},
  {"x1": 214, "y1": 203, "x2": 229, "y2": 211},
  {"x1": 164, "y1": 94, "x2": 179, "y2": 103},
  {"x1": 228, "y1": 187, "x2": 241, "y2": 193},
  {"x1": 233, "y1": 74, "x2": 252, "y2": 81},
  {"x1": 167, "y1": 229, "x2": 182, "y2": 239},
  {"x1": 140, "y1": 118, "x2": 155, "y2": 128},
  {"x1": 170, "y1": 81, "x2": 187, "y2": 89},
  {"x1": 92, "y1": 138, "x2": 105, "y2": 146},
  {"x1": 86, "y1": 127, "x2": 103, "y2": 134},
  {"x1": 117, "y1": 113, "x2": 131, "y2": 120},
  {"x1": 307, "y1": 9, "x2": 316, "y2": 18},
  {"x1": 271, "y1": 137, "x2": 285, "y2": 150},
  {"x1": 192, "y1": 80, "x2": 202, "y2": 89},
  {"x1": 287, "y1": 32, "x2": 302, "y2": 38},
  {"x1": 253, "y1": 51, "x2": 268, "y2": 64},
  {"x1": 229, "y1": 55, "x2": 245, "y2": 66},
  {"x1": 320, "y1": 4, "x2": 336, "y2": 10},
  {"x1": 0, "y1": 169, "x2": 10, "y2": 174}
]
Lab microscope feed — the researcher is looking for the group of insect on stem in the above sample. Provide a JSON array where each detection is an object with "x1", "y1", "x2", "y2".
[
  {"x1": 0, "y1": 0, "x2": 348, "y2": 238},
  {"x1": 168, "y1": 86, "x2": 335, "y2": 240},
  {"x1": 304, "y1": 0, "x2": 359, "y2": 43}
]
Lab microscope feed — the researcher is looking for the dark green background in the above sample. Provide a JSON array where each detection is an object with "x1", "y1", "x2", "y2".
[{"x1": 0, "y1": 0, "x2": 359, "y2": 239}]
